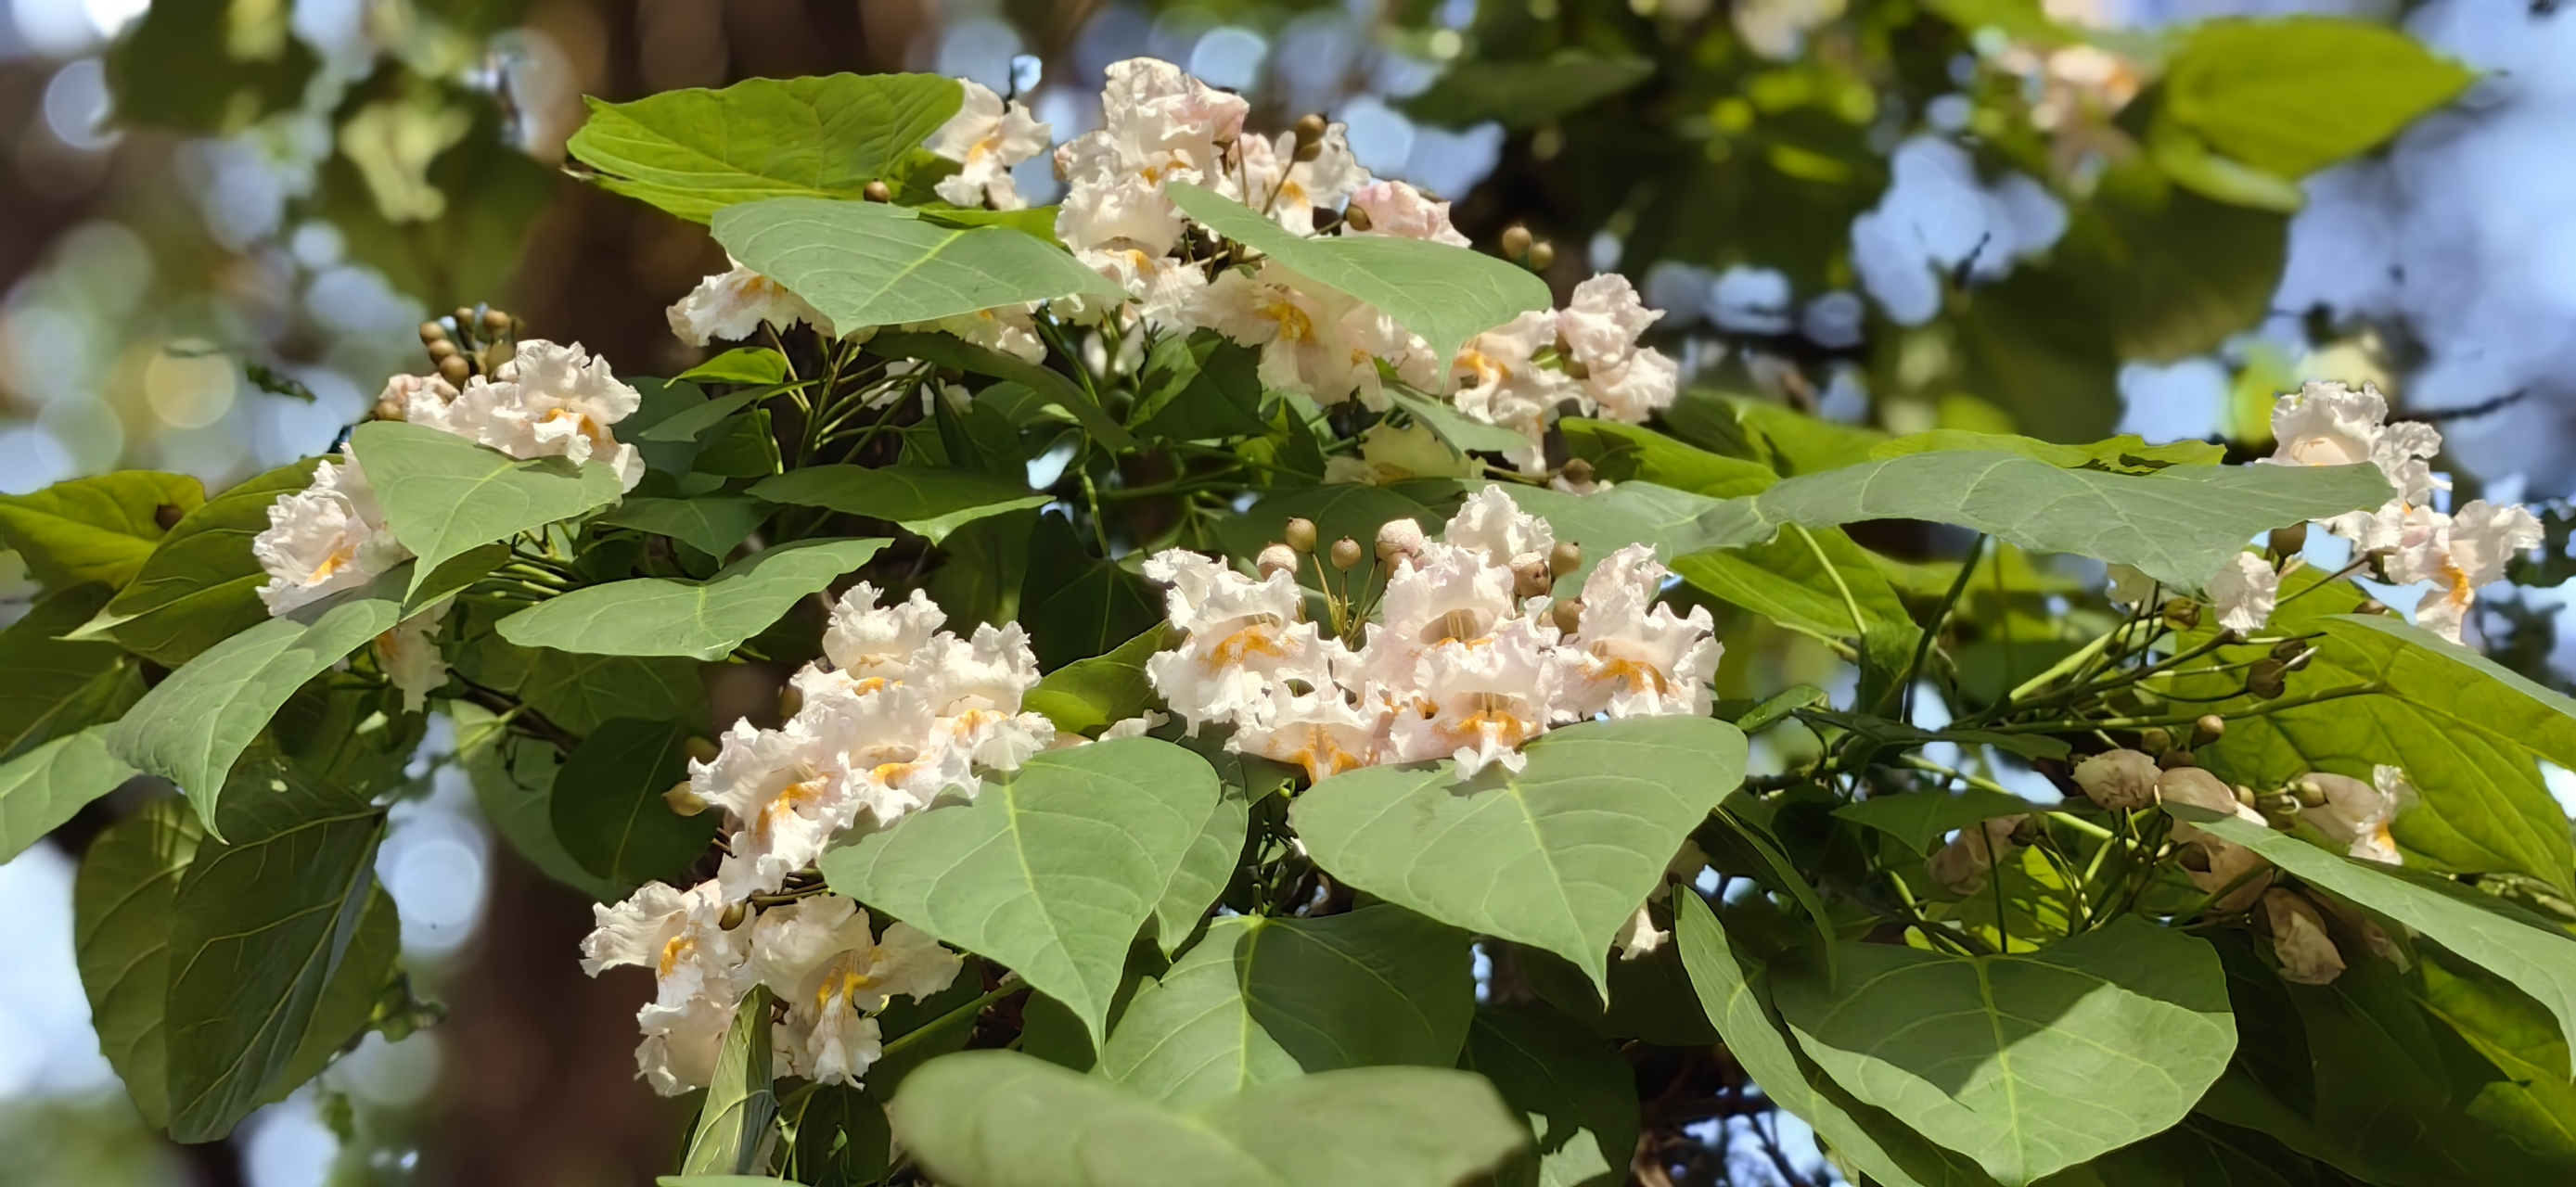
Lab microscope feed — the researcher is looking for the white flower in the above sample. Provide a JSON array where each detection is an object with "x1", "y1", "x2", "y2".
[
  {"x1": 2206, "y1": 551, "x2": 2279, "y2": 634},
  {"x1": 1230, "y1": 672, "x2": 1384, "y2": 784},
  {"x1": 668, "y1": 259, "x2": 835, "y2": 346},
  {"x1": 913, "y1": 304, "x2": 1046, "y2": 364},
  {"x1": 2387, "y1": 500, "x2": 2543, "y2": 644},
  {"x1": 1613, "y1": 839, "x2": 1711, "y2": 960},
  {"x1": 1387, "y1": 616, "x2": 1560, "y2": 777},
  {"x1": 2262, "y1": 888, "x2": 2347, "y2": 986},
  {"x1": 916, "y1": 623, "x2": 1057, "y2": 772},
  {"x1": 2072, "y1": 749, "x2": 2159, "y2": 810},
  {"x1": 1555, "y1": 544, "x2": 1720, "y2": 721},
  {"x1": 374, "y1": 597, "x2": 452, "y2": 713},
  {"x1": 1057, "y1": 171, "x2": 1191, "y2": 257},
  {"x1": 1100, "y1": 709, "x2": 1169, "y2": 739},
  {"x1": 2265, "y1": 381, "x2": 2389, "y2": 471},
  {"x1": 928, "y1": 79, "x2": 1051, "y2": 211},
  {"x1": 1442, "y1": 485, "x2": 1557, "y2": 570},
  {"x1": 1069, "y1": 247, "x2": 1208, "y2": 327},
  {"x1": 1558, "y1": 274, "x2": 1661, "y2": 376},
  {"x1": 818, "y1": 582, "x2": 949, "y2": 687},
  {"x1": 453, "y1": 339, "x2": 647, "y2": 491},
  {"x1": 750, "y1": 895, "x2": 962, "y2": 1086},
  {"x1": 1358, "y1": 536, "x2": 1523, "y2": 696},
  {"x1": 1142, "y1": 550, "x2": 1327, "y2": 734},
  {"x1": 1345, "y1": 180, "x2": 1470, "y2": 247},
  {"x1": 1450, "y1": 311, "x2": 1574, "y2": 470},
  {"x1": 696, "y1": 691, "x2": 971, "y2": 903},
  {"x1": 253, "y1": 451, "x2": 411, "y2": 616},
  {"x1": 1236, "y1": 122, "x2": 1369, "y2": 235},
  {"x1": 1190, "y1": 263, "x2": 1392, "y2": 406},
  {"x1": 1581, "y1": 349, "x2": 1680, "y2": 424},
  {"x1": 2296, "y1": 766, "x2": 2416, "y2": 865},
  {"x1": 580, "y1": 880, "x2": 753, "y2": 1095},
  {"x1": 1929, "y1": 817, "x2": 2019, "y2": 895},
  {"x1": 1053, "y1": 57, "x2": 1246, "y2": 255},
  {"x1": 381, "y1": 372, "x2": 461, "y2": 428}
]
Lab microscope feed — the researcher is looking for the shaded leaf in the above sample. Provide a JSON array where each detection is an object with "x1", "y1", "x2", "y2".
[
  {"x1": 553, "y1": 718, "x2": 716, "y2": 892},
  {"x1": 0, "y1": 470, "x2": 201, "y2": 591},
  {"x1": 1129, "y1": 331, "x2": 1268, "y2": 440},
  {"x1": 753, "y1": 465, "x2": 1048, "y2": 545},
  {"x1": 867, "y1": 331, "x2": 1137, "y2": 453},
  {"x1": 498, "y1": 538, "x2": 887, "y2": 660},
  {"x1": 595, "y1": 494, "x2": 774, "y2": 558},
  {"x1": 73, "y1": 798, "x2": 204, "y2": 1129},
  {"x1": 1462, "y1": 1003, "x2": 1642, "y2": 1187},
  {"x1": 79, "y1": 458, "x2": 314, "y2": 667},
  {"x1": 351, "y1": 421, "x2": 624, "y2": 599},
  {"x1": 1402, "y1": 50, "x2": 1655, "y2": 128},
  {"x1": 1022, "y1": 623, "x2": 1170, "y2": 736},
  {"x1": 0, "y1": 584, "x2": 143, "y2": 760},
  {"x1": 1833, "y1": 786, "x2": 2041, "y2": 853},
  {"x1": 1018, "y1": 513, "x2": 1159, "y2": 671},
  {"x1": 0, "y1": 727, "x2": 139, "y2": 864},
  {"x1": 682, "y1": 986, "x2": 777, "y2": 1176},
  {"x1": 455, "y1": 632, "x2": 711, "y2": 735}
]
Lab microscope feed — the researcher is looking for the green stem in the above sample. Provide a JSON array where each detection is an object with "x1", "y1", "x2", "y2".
[
  {"x1": 1990, "y1": 682, "x2": 2384, "y2": 734},
  {"x1": 1892, "y1": 534, "x2": 1983, "y2": 717},
  {"x1": 878, "y1": 977, "x2": 1025, "y2": 1061}
]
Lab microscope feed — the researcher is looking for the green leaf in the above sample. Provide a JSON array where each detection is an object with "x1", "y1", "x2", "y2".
[
  {"x1": 351, "y1": 421, "x2": 626, "y2": 599},
  {"x1": 104, "y1": 0, "x2": 318, "y2": 134},
  {"x1": 1165, "y1": 183, "x2": 1552, "y2": 363},
  {"x1": 628, "y1": 378, "x2": 716, "y2": 475},
  {"x1": 660, "y1": 1179, "x2": 805, "y2": 1187},
  {"x1": 73, "y1": 798, "x2": 204, "y2": 1129},
  {"x1": 921, "y1": 204, "x2": 1063, "y2": 239},
  {"x1": 0, "y1": 727, "x2": 138, "y2": 864},
  {"x1": 162, "y1": 760, "x2": 387, "y2": 1142},
  {"x1": 891, "y1": 1050, "x2": 1527, "y2": 1187},
  {"x1": 1661, "y1": 391, "x2": 1886, "y2": 477},
  {"x1": 552, "y1": 718, "x2": 716, "y2": 891},
  {"x1": 263, "y1": 885, "x2": 400, "y2": 1110},
  {"x1": 0, "y1": 470, "x2": 202, "y2": 591},
  {"x1": 1129, "y1": 331, "x2": 1269, "y2": 440},
  {"x1": 819, "y1": 737, "x2": 1220, "y2": 1044},
  {"x1": 498, "y1": 538, "x2": 887, "y2": 661},
  {"x1": 596, "y1": 494, "x2": 774, "y2": 557},
  {"x1": 713, "y1": 198, "x2": 1125, "y2": 329},
  {"x1": 638, "y1": 386, "x2": 788, "y2": 443},
  {"x1": 1672, "y1": 892, "x2": 1998, "y2": 1187},
  {"x1": 1401, "y1": 50, "x2": 1655, "y2": 128},
  {"x1": 784, "y1": 1083, "x2": 890, "y2": 1187},
  {"x1": 1672, "y1": 524, "x2": 1916, "y2": 660},
  {"x1": 1832, "y1": 786, "x2": 2040, "y2": 854},
  {"x1": 1514, "y1": 933, "x2": 1719, "y2": 1048},
  {"x1": 1869, "y1": 430, "x2": 2227, "y2": 473},
  {"x1": 106, "y1": 574, "x2": 406, "y2": 833},
  {"x1": 1289, "y1": 715, "x2": 1747, "y2": 995},
  {"x1": 1462, "y1": 1003, "x2": 1641, "y2": 1187},
  {"x1": 1501, "y1": 482, "x2": 1746, "y2": 581},
  {"x1": 2177, "y1": 805, "x2": 2576, "y2": 1059},
  {"x1": 1018, "y1": 514, "x2": 1160, "y2": 671},
  {"x1": 866, "y1": 331, "x2": 1138, "y2": 453},
  {"x1": 1560, "y1": 419, "x2": 1778, "y2": 499},
  {"x1": 0, "y1": 584, "x2": 142, "y2": 760},
  {"x1": 2416, "y1": 950, "x2": 2576, "y2": 1166},
  {"x1": 2166, "y1": 17, "x2": 2476, "y2": 178},
  {"x1": 1150, "y1": 777, "x2": 1249, "y2": 958},
  {"x1": 454, "y1": 633, "x2": 711, "y2": 735},
  {"x1": 678, "y1": 348, "x2": 793, "y2": 386},
  {"x1": 693, "y1": 409, "x2": 784, "y2": 479},
  {"x1": 455, "y1": 702, "x2": 620, "y2": 900},
  {"x1": 1097, "y1": 906, "x2": 1474, "y2": 1108},
  {"x1": 568, "y1": 73, "x2": 963, "y2": 222},
  {"x1": 1387, "y1": 388, "x2": 1532, "y2": 456},
  {"x1": 1771, "y1": 916, "x2": 2237, "y2": 1185},
  {"x1": 682, "y1": 986, "x2": 778, "y2": 1176},
  {"x1": 1023, "y1": 623, "x2": 1171, "y2": 736},
  {"x1": 2188, "y1": 611, "x2": 2576, "y2": 892},
  {"x1": 752, "y1": 465, "x2": 1049, "y2": 545},
  {"x1": 80, "y1": 458, "x2": 314, "y2": 667}
]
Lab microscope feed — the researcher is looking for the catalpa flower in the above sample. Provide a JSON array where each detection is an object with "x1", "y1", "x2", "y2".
[
  {"x1": 669, "y1": 258, "x2": 835, "y2": 346},
  {"x1": 2295, "y1": 766, "x2": 2417, "y2": 865},
  {"x1": 749, "y1": 895, "x2": 962, "y2": 1086},
  {"x1": 928, "y1": 79, "x2": 1050, "y2": 211},
  {"x1": 1555, "y1": 545, "x2": 1721, "y2": 721},
  {"x1": 2384, "y1": 499, "x2": 2543, "y2": 644},
  {"x1": 449, "y1": 339, "x2": 647, "y2": 491},
  {"x1": 2262, "y1": 888, "x2": 2347, "y2": 986},
  {"x1": 2206, "y1": 551, "x2": 2280, "y2": 634},
  {"x1": 2072, "y1": 749, "x2": 2159, "y2": 810},
  {"x1": 252, "y1": 449, "x2": 411, "y2": 615},
  {"x1": 1143, "y1": 549, "x2": 1328, "y2": 734},
  {"x1": 1346, "y1": 180, "x2": 1469, "y2": 248},
  {"x1": 374, "y1": 597, "x2": 453, "y2": 713},
  {"x1": 1236, "y1": 121, "x2": 1369, "y2": 236},
  {"x1": 580, "y1": 881, "x2": 753, "y2": 1095},
  {"x1": 2157, "y1": 767, "x2": 2273, "y2": 913}
]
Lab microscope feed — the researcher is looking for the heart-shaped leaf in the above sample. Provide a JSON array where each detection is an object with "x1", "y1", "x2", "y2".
[
  {"x1": 0, "y1": 726, "x2": 138, "y2": 864},
  {"x1": 595, "y1": 494, "x2": 774, "y2": 558},
  {"x1": 567, "y1": 72, "x2": 964, "y2": 222},
  {"x1": 752, "y1": 465, "x2": 1048, "y2": 545},
  {"x1": 552, "y1": 718, "x2": 718, "y2": 891},
  {"x1": 713, "y1": 198, "x2": 1125, "y2": 332},
  {"x1": 351, "y1": 420, "x2": 625, "y2": 599},
  {"x1": 1462, "y1": 1003, "x2": 1642, "y2": 1187},
  {"x1": 0, "y1": 469, "x2": 202, "y2": 590},
  {"x1": 75, "y1": 458, "x2": 314, "y2": 666},
  {"x1": 497, "y1": 538, "x2": 888, "y2": 660},
  {"x1": 1290, "y1": 715, "x2": 1746, "y2": 994}
]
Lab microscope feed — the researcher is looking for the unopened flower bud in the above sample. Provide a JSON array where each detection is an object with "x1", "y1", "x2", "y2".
[
  {"x1": 2249, "y1": 658, "x2": 2288, "y2": 699},
  {"x1": 2270, "y1": 639, "x2": 2304, "y2": 661},
  {"x1": 2137, "y1": 726, "x2": 2172, "y2": 755},
  {"x1": 1258, "y1": 542, "x2": 1299, "y2": 580},
  {"x1": 1514, "y1": 558, "x2": 1553, "y2": 598},
  {"x1": 1291, "y1": 113, "x2": 1327, "y2": 161},
  {"x1": 2291, "y1": 779, "x2": 2328, "y2": 809},
  {"x1": 864, "y1": 179, "x2": 892, "y2": 202},
  {"x1": 1376, "y1": 518, "x2": 1426, "y2": 563},
  {"x1": 2233, "y1": 783, "x2": 2257, "y2": 808},
  {"x1": 418, "y1": 321, "x2": 449, "y2": 345},
  {"x1": 2269, "y1": 522, "x2": 2308, "y2": 556},
  {"x1": 2357, "y1": 598, "x2": 2390, "y2": 616},
  {"x1": 1342, "y1": 204, "x2": 1373, "y2": 232},
  {"x1": 778, "y1": 684, "x2": 802, "y2": 720},
  {"x1": 2159, "y1": 748, "x2": 2196, "y2": 771},
  {"x1": 1502, "y1": 224, "x2": 1533, "y2": 259},
  {"x1": 683, "y1": 735, "x2": 722, "y2": 765},
  {"x1": 153, "y1": 504, "x2": 185, "y2": 531},
  {"x1": 719, "y1": 901, "x2": 748, "y2": 929},
  {"x1": 2193, "y1": 714, "x2": 2225, "y2": 747},
  {"x1": 481, "y1": 307, "x2": 512, "y2": 337},
  {"x1": 1526, "y1": 241, "x2": 1555, "y2": 271},
  {"x1": 1551, "y1": 597, "x2": 1583, "y2": 635},
  {"x1": 664, "y1": 781, "x2": 710, "y2": 817},
  {"x1": 373, "y1": 398, "x2": 404, "y2": 423},
  {"x1": 2161, "y1": 597, "x2": 2200, "y2": 630},
  {"x1": 427, "y1": 338, "x2": 459, "y2": 362},
  {"x1": 1330, "y1": 537, "x2": 1362, "y2": 570},
  {"x1": 1560, "y1": 457, "x2": 1595, "y2": 487},
  {"x1": 437, "y1": 355, "x2": 471, "y2": 388},
  {"x1": 1549, "y1": 541, "x2": 1583, "y2": 578},
  {"x1": 1285, "y1": 517, "x2": 1318, "y2": 553},
  {"x1": 2074, "y1": 749, "x2": 2159, "y2": 810},
  {"x1": 2177, "y1": 845, "x2": 2213, "y2": 873},
  {"x1": 453, "y1": 307, "x2": 477, "y2": 335}
]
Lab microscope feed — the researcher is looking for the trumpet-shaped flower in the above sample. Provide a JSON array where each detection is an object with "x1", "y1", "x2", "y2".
[
  {"x1": 1230, "y1": 669, "x2": 1383, "y2": 784},
  {"x1": 2262, "y1": 888, "x2": 2347, "y2": 985},
  {"x1": 580, "y1": 880, "x2": 753, "y2": 1095},
  {"x1": 1450, "y1": 311, "x2": 1575, "y2": 469},
  {"x1": 668, "y1": 260, "x2": 835, "y2": 346},
  {"x1": 2207, "y1": 551, "x2": 2280, "y2": 634},
  {"x1": 451, "y1": 339, "x2": 647, "y2": 491},
  {"x1": 1345, "y1": 181, "x2": 1469, "y2": 248},
  {"x1": 749, "y1": 895, "x2": 962, "y2": 1086},
  {"x1": 1386, "y1": 617, "x2": 1560, "y2": 777},
  {"x1": 929, "y1": 80, "x2": 1051, "y2": 211},
  {"x1": 2386, "y1": 500, "x2": 2543, "y2": 644},
  {"x1": 1235, "y1": 121, "x2": 1369, "y2": 235},
  {"x1": 253, "y1": 451, "x2": 410, "y2": 615},
  {"x1": 1143, "y1": 549, "x2": 1326, "y2": 734},
  {"x1": 1556, "y1": 544, "x2": 1720, "y2": 721},
  {"x1": 374, "y1": 597, "x2": 453, "y2": 712},
  {"x1": 2296, "y1": 766, "x2": 2416, "y2": 865}
]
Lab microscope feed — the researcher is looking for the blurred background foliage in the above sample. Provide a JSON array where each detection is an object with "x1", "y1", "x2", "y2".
[{"x1": 0, "y1": 1, "x2": 2563, "y2": 1185}]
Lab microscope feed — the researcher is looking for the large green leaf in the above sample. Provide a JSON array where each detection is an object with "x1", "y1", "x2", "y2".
[
  {"x1": 1129, "y1": 332, "x2": 1269, "y2": 440},
  {"x1": 1672, "y1": 525, "x2": 1917, "y2": 670},
  {"x1": 1401, "y1": 49, "x2": 1655, "y2": 128},
  {"x1": 78, "y1": 458, "x2": 314, "y2": 666},
  {"x1": 866, "y1": 331, "x2": 1137, "y2": 453},
  {"x1": 2166, "y1": 17, "x2": 2475, "y2": 178},
  {"x1": 72, "y1": 798, "x2": 203, "y2": 1129},
  {"x1": 2179, "y1": 806, "x2": 2576, "y2": 1059},
  {"x1": 106, "y1": 574, "x2": 407, "y2": 832},
  {"x1": 454, "y1": 703, "x2": 620, "y2": 901},
  {"x1": 0, "y1": 727, "x2": 139, "y2": 864},
  {"x1": 569, "y1": 73, "x2": 964, "y2": 222},
  {"x1": 262, "y1": 885, "x2": 400, "y2": 1111},
  {"x1": 1018, "y1": 514, "x2": 1160, "y2": 670},
  {"x1": 1023, "y1": 623, "x2": 1171, "y2": 736},
  {"x1": 818, "y1": 737, "x2": 1221, "y2": 1043},
  {"x1": 595, "y1": 494, "x2": 773, "y2": 558},
  {"x1": 161, "y1": 760, "x2": 387, "y2": 1142},
  {"x1": 891, "y1": 1050, "x2": 1527, "y2": 1187},
  {"x1": 455, "y1": 633, "x2": 711, "y2": 736},
  {"x1": 350, "y1": 420, "x2": 625, "y2": 599},
  {"x1": 1165, "y1": 183, "x2": 1551, "y2": 363},
  {"x1": 1097, "y1": 906, "x2": 1474, "y2": 1108},
  {"x1": 1461, "y1": 1004, "x2": 1641, "y2": 1187},
  {"x1": 1771, "y1": 917, "x2": 2237, "y2": 1185},
  {"x1": 552, "y1": 718, "x2": 717, "y2": 892},
  {"x1": 0, "y1": 584, "x2": 143, "y2": 760},
  {"x1": 2416, "y1": 951, "x2": 2576, "y2": 1166},
  {"x1": 498, "y1": 538, "x2": 886, "y2": 660},
  {"x1": 1559, "y1": 419, "x2": 1777, "y2": 499},
  {"x1": 104, "y1": 0, "x2": 317, "y2": 134},
  {"x1": 785, "y1": 1082, "x2": 891, "y2": 1187},
  {"x1": 1149, "y1": 772, "x2": 1249, "y2": 959},
  {"x1": 0, "y1": 470, "x2": 201, "y2": 590},
  {"x1": 713, "y1": 198, "x2": 1125, "y2": 330},
  {"x1": 1869, "y1": 430, "x2": 2225, "y2": 473},
  {"x1": 751, "y1": 465, "x2": 1048, "y2": 545},
  {"x1": 2187, "y1": 610, "x2": 2576, "y2": 891},
  {"x1": 1290, "y1": 715, "x2": 1746, "y2": 995},
  {"x1": 1672, "y1": 892, "x2": 1996, "y2": 1187},
  {"x1": 682, "y1": 986, "x2": 777, "y2": 1176}
]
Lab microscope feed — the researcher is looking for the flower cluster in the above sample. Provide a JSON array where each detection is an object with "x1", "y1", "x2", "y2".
[
  {"x1": 1142, "y1": 487, "x2": 1721, "y2": 784},
  {"x1": 250, "y1": 338, "x2": 648, "y2": 709},
  {"x1": 579, "y1": 583, "x2": 1058, "y2": 1093},
  {"x1": 2263, "y1": 380, "x2": 2542, "y2": 643},
  {"x1": 667, "y1": 58, "x2": 1683, "y2": 472}
]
